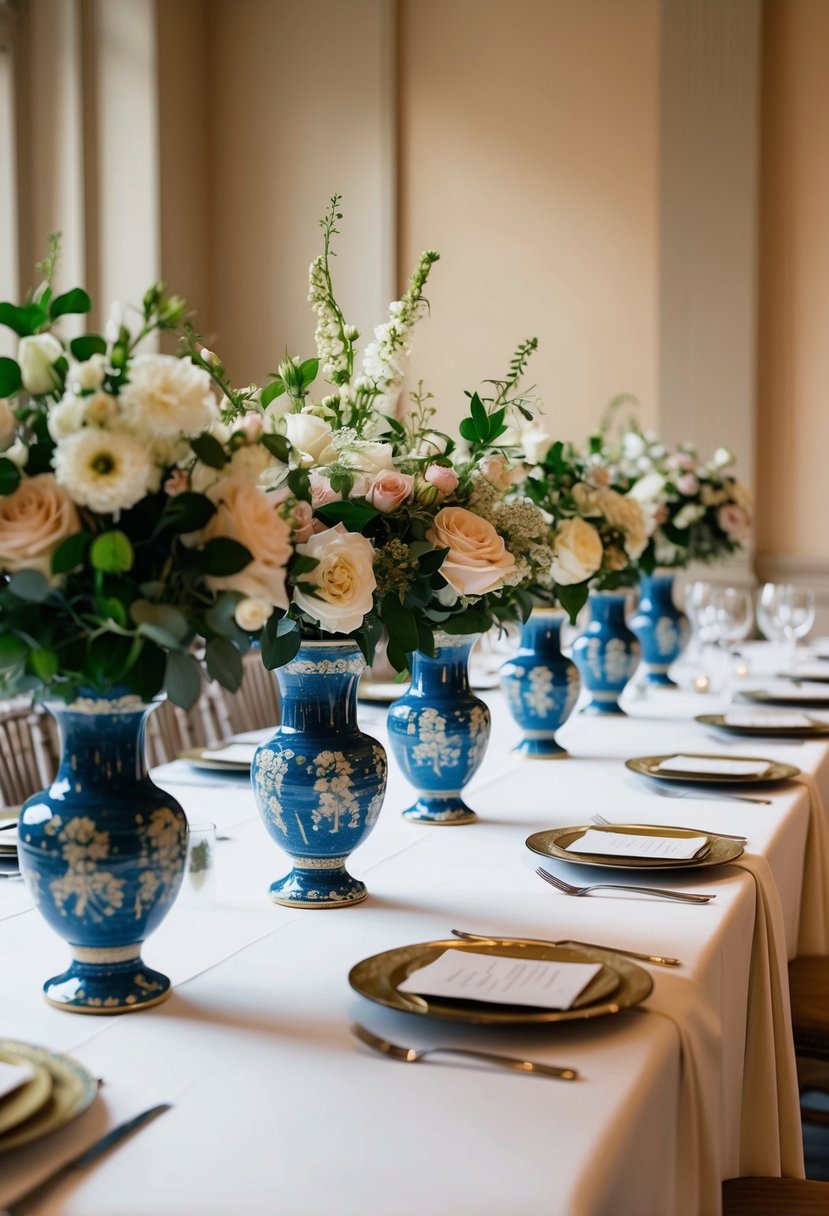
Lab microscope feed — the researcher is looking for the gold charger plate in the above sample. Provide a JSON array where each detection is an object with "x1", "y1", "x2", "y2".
[
  {"x1": 0, "y1": 1040, "x2": 97, "y2": 1153},
  {"x1": 741, "y1": 688, "x2": 829, "y2": 709},
  {"x1": 696, "y1": 713, "x2": 829, "y2": 740},
  {"x1": 526, "y1": 824, "x2": 743, "y2": 870},
  {"x1": 625, "y1": 753, "x2": 800, "y2": 786},
  {"x1": 0, "y1": 808, "x2": 19, "y2": 855},
  {"x1": 0, "y1": 1051, "x2": 52, "y2": 1137},
  {"x1": 179, "y1": 748, "x2": 251, "y2": 773},
  {"x1": 348, "y1": 938, "x2": 653, "y2": 1024}
]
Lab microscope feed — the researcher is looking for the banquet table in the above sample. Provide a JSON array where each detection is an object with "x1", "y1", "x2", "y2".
[{"x1": 1, "y1": 643, "x2": 827, "y2": 1216}]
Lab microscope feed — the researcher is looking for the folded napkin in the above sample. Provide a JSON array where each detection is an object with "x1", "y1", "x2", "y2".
[
  {"x1": 794, "y1": 773, "x2": 829, "y2": 954},
  {"x1": 728, "y1": 854, "x2": 805, "y2": 1178}
]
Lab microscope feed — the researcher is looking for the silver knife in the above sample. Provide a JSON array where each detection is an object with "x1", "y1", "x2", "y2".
[{"x1": 2, "y1": 1103, "x2": 171, "y2": 1216}]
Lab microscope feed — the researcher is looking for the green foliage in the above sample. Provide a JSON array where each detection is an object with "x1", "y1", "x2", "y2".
[
  {"x1": 191, "y1": 433, "x2": 227, "y2": 469},
  {"x1": 0, "y1": 458, "x2": 21, "y2": 496},
  {"x1": 90, "y1": 531, "x2": 134, "y2": 574},
  {"x1": 315, "y1": 500, "x2": 378, "y2": 531},
  {"x1": 261, "y1": 614, "x2": 301, "y2": 669},
  {"x1": 0, "y1": 357, "x2": 22, "y2": 396},
  {"x1": 50, "y1": 288, "x2": 92, "y2": 320}
]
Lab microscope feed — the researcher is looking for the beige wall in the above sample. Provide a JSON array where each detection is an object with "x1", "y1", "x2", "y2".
[
  {"x1": 398, "y1": 0, "x2": 659, "y2": 436},
  {"x1": 757, "y1": 0, "x2": 829, "y2": 560}
]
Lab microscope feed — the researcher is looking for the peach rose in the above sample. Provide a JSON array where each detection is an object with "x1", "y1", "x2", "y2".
[
  {"x1": 549, "y1": 517, "x2": 603, "y2": 585},
  {"x1": 427, "y1": 506, "x2": 517, "y2": 597},
  {"x1": 197, "y1": 476, "x2": 292, "y2": 612},
  {"x1": 365, "y1": 470, "x2": 414, "y2": 513},
  {"x1": 0, "y1": 474, "x2": 81, "y2": 579},
  {"x1": 424, "y1": 464, "x2": 459, "y2": 495}
]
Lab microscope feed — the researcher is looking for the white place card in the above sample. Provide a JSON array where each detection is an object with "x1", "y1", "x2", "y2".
[
  {"x1": 0, "y1": 1060, "x2": 34, "y2": 1102},
  {"x1": 657, "y1": 754, "x2": 771, "y2": 777},
  {"x1": 398, "y1": 950, "x2": 602, "y2": 1010},
  {"x1": 724, "y1": 711, "x2": 813, "y2": 729},
  {"x1": 199, "y1": 743, "x2": 258, "y2": 765},
  {"x1": 568, "y1": 828, "x2": 709, "y2": 861}
]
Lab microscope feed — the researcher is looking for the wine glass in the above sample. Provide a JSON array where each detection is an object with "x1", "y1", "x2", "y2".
[
  {"x1": 757, "y1": 583, "x2": 815, "y2": 665},
  {"x1": 708, "y1": 587, "x2": 754, "y2": 701}
]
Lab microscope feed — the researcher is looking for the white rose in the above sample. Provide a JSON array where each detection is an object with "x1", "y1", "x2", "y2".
[
  {"x1": 284, "y1": 411, "x2": 338, "y2": 467},
  {"x1": 292, "y1": 522, "x2": 376, "y2": 634},
  {"x1": 549, "y1": 518, "x2": 603, "y2": 586},
  {"x1": 70, "y1": 354, "x2": 108, "y2": 392},
  {"x1": 628, "y1": 472, "x2": 665, "y2": 504},
  {"x1": 234, "y1": 596, "x2": 273, "y2": 632},
  {"x1": 0, "y1": 400, "x2": 16, "y2": 450},
  {"x1": 19, "y1": 334, "x2": 63, "y2": 395},
  {"x1": 343, "y1": 441, "x2": 395, "y2": 476},
  {"x1": 673, "y1": 503, "x2": 705, "y2": 530},
  {"x1": 622, "y1": 431, "x2": 646, "y2": 460},
  {"x1": 4, "y1": 438, "x2": 29, "y2": 469},
  {"x1": 711, "y1": 447, "x2": 734, "y2": 469}
]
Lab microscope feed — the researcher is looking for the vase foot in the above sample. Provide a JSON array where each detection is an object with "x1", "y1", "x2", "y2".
[
  {"x1": 641, "y1": 666, "x2": 678, "y2": 687},
  {"x1": 514, "y1": 736, "x2": 569, "y2": 759},
  {"x1": 43, "y1": 950, "x2": 171, "y2": 1014},
  {"x1": 402, "y1": 794, "x2": 477, "y2": 825},
  {"x1": 580, "y1": 700, "x2": 627, "y2": 716},
  {"x1": 269, "y1": 862, "x2": 367, "y2": 908}
]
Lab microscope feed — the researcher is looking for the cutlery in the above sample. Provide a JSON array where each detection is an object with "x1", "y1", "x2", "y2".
[
  {"x1": 702, "y1": 730, "x2": 803, "y2": 749},
  {"x1": 0, "y1": 871, "x2": 22, "y2": 880},
  {"x1": 590, "y1": 812, "x2": 747, "y2": 846},
  {"x1": 0, "y1": 1103, "x2": 172, "y2": 1216},
  {"x1": 643, "y1": 778, "x2": 771, "y2": 806},
  {"x1": 351, "y1": 1023, "x2": 579, "y2": 1081},
  {"x1": 0, "y1": 822, "x2": 18, "y2": 833},
  {"x1": 450, "y1": 928, "x2": 681, "y2": 968},
  {"x1": 536, "y1": 866, "x2": 715, "y2": 904}
]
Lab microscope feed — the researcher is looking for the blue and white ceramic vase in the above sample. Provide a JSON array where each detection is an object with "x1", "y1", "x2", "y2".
[
  {"x1": 500, "y1": 608, "x2": 580, "y2": 758},
  {"x1": 252, "y1": 641, "x2": 387, "y2": 907},
  {"x1": 387, "y1": 633, "x2": 490, "y2": 825},
  {"x1": 17, "y1": 693, "x2": 187, "y2": 1014},
  {"x1": 629, "y1": 570, "x2": 687, "y2": 687},
  {"x1": 572, "y1": 591, "x2": 640, "y2": 715}
]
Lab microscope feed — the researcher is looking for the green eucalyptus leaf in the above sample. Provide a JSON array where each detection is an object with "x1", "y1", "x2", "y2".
[
  {"x1": 157, "y1": 491, "x2": 216, "y2": 535},
  {"x1": 164, "y1": 650, "x2": 202, "y2": 708},
  {"x1": 260, "y1": 613, "x2": 301, "y2": 669},
  {"x1": 0, "y1": 357, "x2": 22, "y2": 397},
  {"x1": 197, "y1": 537, "x2": 252, "y2": 576},
  {"x1": 381, "y1": 592, "x2": 418, "y2": 655},
  {"x1": 90, "y1": 530, "x2": 134, "y2": 573},
  {"x1": 51, "y1": 531, "x2": 91, "y2": 575},
  {"x1": 30, "y1": 647, "x2": 58, "y2": 682},
  {"x1": 205, "y1": 637, "x2": 243, "y2": 692},
  {"x1": 130, "y1": 600, "x2": 189, "y2": 641},
  {"x1": 8, "y1": 570, "x2": 51, "y2": 603},
  {"x1": 0, "y1": 633, "x2": 27, "y2": 670}
]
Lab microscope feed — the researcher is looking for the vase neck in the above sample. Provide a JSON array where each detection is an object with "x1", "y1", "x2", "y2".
[
  {"x1": 410, "y1": 639, "x2": 473, "y2": 694},
  {"x1": 521, "y1": 611, "x2": 565, "y2": 652},
  {"x1": 589, "y1": 592, "x2": 628, "y2": 627},
  {"x1": 49, "y1": 701, "x2": 154, "y2": 788},
  {"x1": 276, "y1": 644, "x2": 365, "y2": 734}
]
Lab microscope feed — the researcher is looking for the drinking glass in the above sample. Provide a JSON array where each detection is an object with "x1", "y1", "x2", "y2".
[
  {"x1": 179, "y1": 822, "x2": 218, "y2": 906},
  {"x1": 757, "y1": 583, "x2": 815, "y2": 664},
  {"x1": 705, "y1": 587, "x2": 753, "y2": 700}
]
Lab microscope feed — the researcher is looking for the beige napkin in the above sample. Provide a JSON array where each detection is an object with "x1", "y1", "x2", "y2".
[
  {"x1": 794, "y1": 772, "x2": 829, "y2": 954},
  {"x1": 729, "y1": 854, "x2": 805, "y2": 1178}
]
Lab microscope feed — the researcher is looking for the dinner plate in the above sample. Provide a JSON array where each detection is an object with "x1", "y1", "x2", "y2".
[
  {"x1": 357, "y1": 680, "x2": 410, "y2": 704},
  {"x1": 696, "y1": 713, "x2": 829, "y2": 740},
  {"x1": 179, "y1": 748, "x2": 251, "y2": 773},
  {"x1": 777, "y1": 668, "x2": 829, "y2": 684},
  {"x1": 0, "y1": 809, "x2": 19, "y2": 856},
  {"x1": 0, "y1": 1040, "x2": 97, "y2": 1153},
  {"x1": 0, "y1": 1051, "x2": 52, "y2": 1137},
  {"x1": 625, "y1": 753, "x2": 799, "y2": 786},
  {"x1": 526, "y1": 824, "x2": 743, "y2": 870},
  {"x1": 741, "y1": 688, "x2": 829, "y2": 709},
  {"x1": 348, "y1": 938, "x2": 653, "y2": 1024}
]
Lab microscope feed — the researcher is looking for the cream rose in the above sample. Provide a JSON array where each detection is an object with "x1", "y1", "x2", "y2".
[
  {"x1": 19, "y1": 334, "x2": 63, "y2": 396},
  {"x1": 549, "y1": 517, "x2": 603, "y2": 586},
  {"x1": 427, "y1": 506, "x2": 517, "y2": 597},
  {"x1": 284, "y1": 411, "x2": 338, "y2": 467},
  {"x1": 234, "y1": 596, "x2": 273, "y2": 632},
  {"x1": 0, "y1": 474, "x2": 81, "y2": 578},
  {"x1": 343, "y1": 441, "x2": 395, "y2": 476},
  {"x1": 196, "y1": 477, "x2": 292, "y2": 612},
  {"x1": 292, "y1": 522, "x2": 376, "y2": 634},
  {"x1": 628, "y1": 472, "x2": 666, "y2": 504},
  {"x1": 365, "y1": 470, "x2": 414, "y2": 513},
  {"x1": 0, "y1": 400, "x2": 16, "y2": 451}
]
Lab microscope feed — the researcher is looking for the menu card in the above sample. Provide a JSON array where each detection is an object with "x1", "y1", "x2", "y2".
[
  {"x1": 724, "y1": 711, "x2": 813, "y2": 729},
  {"x1": 568, "y1": 828, "x2": 709, "y2": 861},
  {"x1": 0, "y1": 1060, "x2": 34, "y2": 1101},
  {"x1": 199, "y1": 743, "x2": 258, "y2": 765},
  {"x1": 398, "y1": 950, "x2": 602, "y2": 1010},
  {"x1": 657, "y1": 754, "x2": 771, "y2": 777}
]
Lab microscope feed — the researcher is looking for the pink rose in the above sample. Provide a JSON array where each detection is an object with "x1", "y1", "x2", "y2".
[
  {"x1": 365, "y1": 470, "x2": 414, "y2": 513},
  {"x1": 164, "y1": 469, "x2": 190, "y2": 497},
  {"x1": 236, "y1": 413, "x2": 263, "y2": 443},
  {"x1": 718, "y1": 503, "x2": 750, "y2": 540},
  {"x1": 477, "y1": 455, "x2": 512, "y2": 490},
  {"x1": 667, "y1": 452, "x2": 695, "y2": 471},
  {"x1": 427, "y1": 506, "x2": 517, "y2": 597},
  {"x1": 424, "y1": 464, "x2": 459, "y2": 495},
  {"x1": 309, "y1": 471, "x2": 342, "y2": 508},
  {"x1": 675, "y1": 473, "x2": 699, "y2": 496},
  {"x1": 293, "y1": 499, "x2": 315, "y2": 543},
  {"x1": 0, "y1": 474, "x2": 81, "y2": 579}
]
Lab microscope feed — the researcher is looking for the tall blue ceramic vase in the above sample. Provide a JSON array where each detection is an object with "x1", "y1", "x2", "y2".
[
  {"x1": 387, "y1": 634, "x2": 490, "y2": 825},
  {"x1": 17, "y1": 694, "x2": 187, "y2": 1014},
  {"x1": 500, "y1": 608, "x2": 580, "y2": 758},
  {"x1": 572, "y1": 591, "x2": 640, "y2": 715},
  {"x1": 629, "y1": 571, "x2": 687, "y2": 687},
  {"x1": 252, "y1": 641, "x2": 387, "y2": 907}
]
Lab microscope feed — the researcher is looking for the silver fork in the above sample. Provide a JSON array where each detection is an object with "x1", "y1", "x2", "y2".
[
  {"x1": 351, "y1": 1023, "x2": 579, "y2": 1081},
  {"x1": 536, "y1": 866, "x2": 715, "y2": 904},
  {"x1": 643, "y1": 778, "x2": 771, "y2": 807},
  {"x1": 591, "y1": 812, "x2": 747, "y2": 846}
]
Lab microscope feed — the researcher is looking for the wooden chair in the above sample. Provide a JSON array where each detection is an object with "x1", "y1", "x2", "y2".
[
  {"x1": 723, "y1": 1176, "x2": 829, "y2": 1213},
  {"x1": 787, "y1": 955, "x2": 829, "y2": 1128},
  {"x1": 145, "y1": 683, "x2": 235, "y2": 768},
  {"x1": 0, "y1": 699, "x2": 59, "y2": 806},
  {"x1": 217, "y1": 649, "x2": 280, "y2": 736}
]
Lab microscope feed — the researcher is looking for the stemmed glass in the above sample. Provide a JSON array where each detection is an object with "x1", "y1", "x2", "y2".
[
  {"x1": 757, "y1": 583, "x2": 815, "y2": 666},
  {"x1": 708, "y1": 587, "x2": 754, "y2": 700}
]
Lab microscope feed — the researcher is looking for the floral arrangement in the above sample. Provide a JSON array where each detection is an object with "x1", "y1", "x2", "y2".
[
  {"x1": 0, "y1": 239, "x2": 292, "y2": 706},
  {"x1": 612, "y1": 427, "x2": 752, "y2": 569},
  {"x1": 184, "y1": 197, "x2": 552, "y2": 673}
]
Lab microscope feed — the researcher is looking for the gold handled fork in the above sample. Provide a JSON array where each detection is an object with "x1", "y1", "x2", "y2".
[{"x1": 351, "y1": 1023, "x2": 579, "y2": 1080}]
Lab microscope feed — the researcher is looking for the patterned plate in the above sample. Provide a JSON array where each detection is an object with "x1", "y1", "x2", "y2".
[{"x1": 0, "y1": 1040, "x2": 97, "y2": 1153}]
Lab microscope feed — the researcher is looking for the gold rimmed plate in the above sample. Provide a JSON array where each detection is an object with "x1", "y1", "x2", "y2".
[
  {"x1": 348, "y1": 938, "x2": 653, "y2": 1024},
  {"x1": 626, "y1": 753, "x2": 799, "y2": 786},
  {"x1": 741, "y1": 688, "x2": 829, "y2": 710},
  {"x1": 526, "y1": 824, "x2": 743, "y2": 870},
  {"x1": 179, "y1": 748, "x2": 251, "y2": 773},
  {"x1": 697, "y1": 713, "x2": 829, "y2": 740},
  {"x1": 357, "y1": 680, "x2": 410, "y2": 704},
  {"x1": 0, "y1": 1040, "x2": 97, "y2": 1153},
  {"x1": 0, "y1": 1051, "x2": 52, "y2": 1137},
  {"x1": 0, "y1": 808, "x2": 19, "y2": 856}
]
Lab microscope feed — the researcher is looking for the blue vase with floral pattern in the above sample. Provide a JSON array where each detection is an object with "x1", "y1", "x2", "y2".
[
  {"x1": 629, "y1": 571, "x2": 687, "y2": 687},
  {"x1": 500, "y1": 608, "x2": 580, "y2": 757},
  {"x1": 572, "y1": 591, "x2": 640, "y2": 715},
  {"x1": 18, "y1": 694, "x2": 187, "y2": 1014},
  {"x1": 252, "y1": 641, "x2": 387, "y2": 907},
  {"x1": 387, "y1": 634, "x2": 490, "y2": 825}
]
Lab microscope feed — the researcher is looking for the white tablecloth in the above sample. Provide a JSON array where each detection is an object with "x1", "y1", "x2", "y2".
[{"x1": 1, "y1": 652, "x2": 824, "y2": 1216}]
